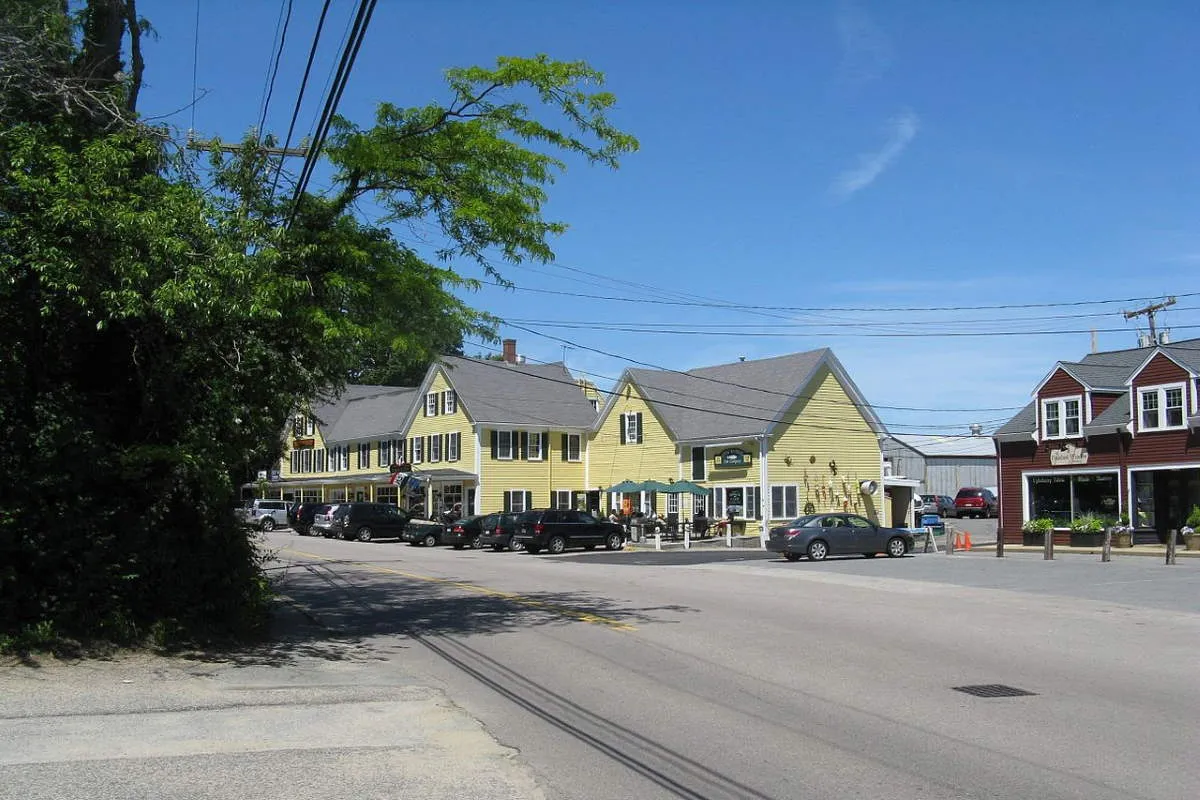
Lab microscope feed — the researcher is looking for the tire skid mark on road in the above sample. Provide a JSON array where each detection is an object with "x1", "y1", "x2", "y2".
[{"x1": 282, "y1": 548, "x2": 635, "y2": 631}]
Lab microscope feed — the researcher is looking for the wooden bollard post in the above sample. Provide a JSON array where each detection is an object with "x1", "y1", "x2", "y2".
[
  {"x1": 1102, "y1": 526, "x2": 1112, "y2": 563},
  {"x1": 1166, "y1": 528, "x2": 1177, "y2": 566},
  {"x1": 1044, "y1": 527, "x2": 1054, "y2": 560}
]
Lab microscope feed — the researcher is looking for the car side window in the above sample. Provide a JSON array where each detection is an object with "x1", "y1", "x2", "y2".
[
  {"x1": 847, "y1": 516, "x2": 872, "y2": 529},
  {"x1": 821, "y1": 516, "x2": 844, "y2": 527},
  {"x1": 560, "y1": 510, "x2": 583, "y2": 523}
]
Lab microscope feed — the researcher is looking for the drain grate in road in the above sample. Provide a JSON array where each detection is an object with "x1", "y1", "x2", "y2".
[{"x1": 953, "y1": 684, "x2": 1037, "y2": 698}]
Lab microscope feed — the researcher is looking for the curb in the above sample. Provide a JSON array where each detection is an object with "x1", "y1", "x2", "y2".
[{"x1": 975, "y1": 544, "x2": 1200, "y2": 559}]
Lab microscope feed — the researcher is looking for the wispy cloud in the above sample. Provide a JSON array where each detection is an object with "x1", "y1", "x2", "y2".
[
  {"x1": 829, "y1": 109, "x2": 919, "y2": 200},
  {"x1": 835, "y1": 0, "x2": 891, "y2": 88}
]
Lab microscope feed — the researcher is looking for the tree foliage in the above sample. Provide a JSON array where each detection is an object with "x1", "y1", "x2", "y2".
[{"x1": 0, "y1": 0, "x2": 636, "y2": 649}]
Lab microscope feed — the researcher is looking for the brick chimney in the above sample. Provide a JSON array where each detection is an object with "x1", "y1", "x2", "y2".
[{"x1": 502, "y1": 338, "x2": 517, "y2": 364}]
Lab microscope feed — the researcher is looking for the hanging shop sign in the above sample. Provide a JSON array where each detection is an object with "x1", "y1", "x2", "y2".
[
  {"x1": 292, "y1": 438, "x2": 315, "y2": 448},
  {"x1": 1049, "y1": 443, "x2": 1088, "y2": 466},
  {"x1": 713, "y1": 448, "x2": 752, "y2": 468}
]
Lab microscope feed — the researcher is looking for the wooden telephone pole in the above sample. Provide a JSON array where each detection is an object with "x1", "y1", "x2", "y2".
[
  {"x1": 1124, "y1": 296, "x2": 1176, "y2": 341},
  {"x1": 185, "y1": 129, "x2": 310, "y2": 157}
]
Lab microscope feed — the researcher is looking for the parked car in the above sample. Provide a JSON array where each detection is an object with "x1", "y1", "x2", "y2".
[
  {"x1": 288, "y1": 501, "x2": 325, "y2": 536},
  {"x1": 919, "y1": 494, "x2": 955, "y2": 518},
  {"x1": 242, "y1": 499, "x2": 289, "y2": 531},
  {"x1": 401, "y1": 516, "x2": 448, "y2": 547},
  {"x1": 310, "y1": 504, "x2": 342, "y2": 537},
  {"x1": 478, "y1": 512, "x2": 522, "y2": 552},
  {"x1": 327, "y1": 502, "x2": 412, "y2": 542},
  {"x1": 954, "y1": 487, "x2": 997, "y2": 518},
  {"x1": 513, "y1": 509, "x2": 627, "y2": 555},
  {"x1": 443, "y1": 515, "x2": 491, "y2": 550},
  {"x1": 766, "y1": 513, "x2": 914, "y2": 562}
]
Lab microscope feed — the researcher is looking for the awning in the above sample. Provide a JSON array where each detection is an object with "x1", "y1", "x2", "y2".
[{"x1": 663, "y1": 480, "x2": 709, "y2": 496}]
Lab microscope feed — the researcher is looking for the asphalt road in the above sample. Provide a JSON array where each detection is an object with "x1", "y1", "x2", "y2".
[{"x1": 260, "y1": 532, "x2": 1198, "y2": 800}]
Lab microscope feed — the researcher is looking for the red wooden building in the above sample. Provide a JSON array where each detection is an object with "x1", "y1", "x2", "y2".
[{"x1": 994, "y1": 337, "x2": 1200, "y2": 545}]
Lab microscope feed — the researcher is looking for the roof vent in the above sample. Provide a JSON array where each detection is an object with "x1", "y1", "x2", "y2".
[
  {"x1": 1158, "y1": 330, "x2": 1171, "y2": 345},
  {"x1": 969, "y1": 423, "x2": 983, "y2": 436},
  {"x1": 1137, "y1": 333, "x2": 1153, "y2": 348}
]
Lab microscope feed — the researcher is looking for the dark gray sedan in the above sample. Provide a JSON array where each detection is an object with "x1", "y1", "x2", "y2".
[{"x1": 766, "y1": 513, "x2": 914, "y2": 562}]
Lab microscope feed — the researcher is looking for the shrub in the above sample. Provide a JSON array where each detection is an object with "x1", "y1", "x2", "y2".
[{"x1": 1022, "y1": 518, "x2": 1054, "y2": 534}]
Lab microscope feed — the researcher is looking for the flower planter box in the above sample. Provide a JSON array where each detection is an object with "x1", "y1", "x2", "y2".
[
  {"x1": 1185, "y1": 535, "x2": 1200, "y2": 552},
  {"x1": 1022, "y1": 531, "x2": 1046, "y2": 546},
  {"x1": 1112, "y1": 531, "x2": 1134, "y2": 548},
  {"x1": 1069, "y1": 531, "x2": 1105, "y2": 547}
]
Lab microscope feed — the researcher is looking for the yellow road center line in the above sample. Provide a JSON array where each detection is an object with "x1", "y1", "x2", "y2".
[{"x1": 283, "y1": 548, "x2": 636, "y2": 631}]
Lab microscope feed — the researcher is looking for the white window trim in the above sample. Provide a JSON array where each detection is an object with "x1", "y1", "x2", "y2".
[
  {"x1": 1041, "y1": 395, "x2": 1083, "y2": 440},
  {"x1": 425, "y1": 392, "x2": 438, "y2": 417},
  {"x1": 447, "y1": 432, "x2": 460, "y2": 461},
  {"x1": 1137, "y1": 383, "x2": 1187, "y2": 432},
  {"x1": 443, "y1": 390, "x2": 457, "y2": 415},
  {"x1": 507, "y1": 489, "x2": 528, "y2": 514},
  {"x1": 411, "y1": 437, "x2": 424, "y2": 464},
  {"x1": 770, "y1": 484, "x2": 799, "y2": 520},
  {"x1": 429, "y1": 435, "x2": 442, "y2": 462},
  {"x1": 565, "y1": 433, "x2": 581, "y2": 462},
  {"x1": 497, "y1": 430, "x2": 514, "y2": 461},
  {"x1": 553, "y1": 489, "x2": 572, "y2": 509},
  {"x1": 667, "y1": 493, "x2": 679, "y2": 515},
  {"x1": 623, "y1": 413, "x2": 638, "y2": 444},
  {"x1": 1020, "y1": 467, "x2": 1121, "y2": 529},
  {"x1": 528, "y1": 431, "x2": 543, "y2": 461},
  {"x1": 713, "y1": 484, "x2": 761, "y2": 520}
]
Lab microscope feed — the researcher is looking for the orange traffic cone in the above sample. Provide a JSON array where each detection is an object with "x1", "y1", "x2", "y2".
[
  {"x1": 963, "y1": 531, "x2": 973, "y2": 550},
  {"x1": 952, "y1": 530, "x2": 962, "y2": 551}
]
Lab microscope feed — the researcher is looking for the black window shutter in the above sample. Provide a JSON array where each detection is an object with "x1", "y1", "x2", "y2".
[
  {"x1": 561, "y1": 433, "x2": 569, "y2": 461},
  {"x1": 503, "y1": 492, "x2": 511, "y2": 512},
  {"x1": 619, "y1": 415, "x2": 627, "y2": 444},
  {"x1": 636, "y1": 412, "x2": 644, "y2": 443},
  {"x1": 520, "y1": 431, "x2": 528, "y2": 460},
  {"x1": 490, "y1": 430, "x2": 498, "y2": 459},
  {"x1": 442, "y1": 433, "x2": 448, "y2": 461},
  {"x1": 525, "y1": 491, "x2": 533, "y2": 511}
]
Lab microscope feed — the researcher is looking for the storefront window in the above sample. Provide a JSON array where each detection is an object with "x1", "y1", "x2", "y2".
[
  {"x1": 375, "y1": 486, "x2": 398, "y2": 505},
  {"x1": 1028, "y1": 473, "x2": 1118, "y2": 526},
  {"x1": 1134, "y1": 472, "x2": 1155, "y2": 529}
]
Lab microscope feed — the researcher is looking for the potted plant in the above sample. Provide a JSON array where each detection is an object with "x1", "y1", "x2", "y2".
[
  {"x1": 1022, "y1": 517, "x2": 1053, "y2": 546},
  {"x1": 1068, "y1": 513, "x2": 1106, "y2": 547},
  {"x1": 1183, "y1": 506, "x2": 1200, "y2": 551},
  {"x1": 1111, "y1": 513, "x2": 1134, "y2": 548}
]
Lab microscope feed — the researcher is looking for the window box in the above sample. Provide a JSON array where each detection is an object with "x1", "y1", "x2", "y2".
[{"x1": 1068, "y1": 531, "x2": 1106, "y2": 547}]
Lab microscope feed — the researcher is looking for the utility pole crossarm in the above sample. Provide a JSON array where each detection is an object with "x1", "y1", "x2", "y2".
[{"x1": 1123, "y1": 296, "x2": 1176, "y2": 340}]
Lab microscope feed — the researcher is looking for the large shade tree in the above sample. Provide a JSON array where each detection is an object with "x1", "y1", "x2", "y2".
[{"x1": 0, "y1": 0, "x2": 636, "y2": 647}]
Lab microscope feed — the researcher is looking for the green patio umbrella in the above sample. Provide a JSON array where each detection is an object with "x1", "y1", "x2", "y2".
[
  {"x1": 605, "y1": 479, "x2": 645, "y2": 494},
  {"x1": 664, "y1": 480, "x2": 710, "y2": 495},
  {"x1": 640, "y1": 480, "x2": 675, "y2": 493}
]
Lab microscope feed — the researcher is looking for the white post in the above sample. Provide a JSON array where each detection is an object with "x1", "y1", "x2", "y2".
[
  {"x1": 654, "y1": 532, "x2": 662, "y2": 551},
  {"x1": 725, "y1": 525, "x2": 733, "y2": 548},
  {"x1": 683, "y1": 525, "x2": 691, "y2": 550}
]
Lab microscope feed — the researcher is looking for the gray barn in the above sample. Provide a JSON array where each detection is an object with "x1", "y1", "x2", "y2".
[{"x1": 881, "y1": 434, "x2": 997, "y2": 498}]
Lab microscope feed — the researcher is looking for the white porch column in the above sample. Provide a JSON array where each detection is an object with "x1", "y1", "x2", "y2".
[{"x1": 758, "y1": 434, "x2": 770, "y2": 549}]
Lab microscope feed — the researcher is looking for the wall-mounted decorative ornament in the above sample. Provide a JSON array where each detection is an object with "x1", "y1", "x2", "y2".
[
  {"x1": 859, "y1": 479, "x2": 878, "y2": 495},
  {"x1": 809, "y1": 455, "x2": 816, "y2": 464},
  {"x1": 784, "y1": 456, "x2": 793, "y2": 466},
  {"x1": 829, "y1": 460, "x2": 838, "y2": 475}
]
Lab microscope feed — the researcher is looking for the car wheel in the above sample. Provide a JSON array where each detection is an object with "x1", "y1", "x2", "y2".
[
  {"x1": 886, "y1": 537, "x2": 907, "y2": 558},
  {"x1": 547, "y1": 536, "x2": 567, "y2": 555},
  {"x1": 356, "y1": 526, "x2": 373, "y2": 543},
  {"x1": 784, "y1": 552, "x2": 801, "y2": 562},
  {"x1": 492, "y1": 544, "x2": 505, "y2": 552},
  {"x1": 862, "y1": 553, "x2": 877, "y2": 559},
  {"x1": 807, "y1": 539, "x2": 828, "y2": 561},
  {"x1": 509, "y1": 538, "x2": 525, "y2": 552},
  {"x1": 526, "y1": 546, "x2": 541, "y2": 554},
  {"x1": 605, "y1": 533, "x2": 624, "y2": 551},
  {"x1": 260, "y1": 517, "x2": 275, "y2": 532},
  {"x1": 470, "y1": 535, "x2": 482, "y2": 549},
  {"x1": 422, "y1": 533, "x2": 438, "y2": 547}
]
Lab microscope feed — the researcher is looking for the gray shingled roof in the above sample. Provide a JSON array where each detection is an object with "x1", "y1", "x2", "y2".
[
  {"x1": 325, "y1": 388, "x2": 419, "y2": 442},
  {"x1": 1059, "y1": 362, "x2": 1131, "y2": 390},
  {"x1": 1083, "y1": 393, "x2": 1130, "y2": 433},
  {"x1": 435, "y1": 356, "x2": 598, "y2": 428},
  {"x1": 624, "y1": 349, "x2": 883, "y2": 442},
  {"x1": 310, "y1": 385, "x2": 399, "y2": 439},
  {"x1": 994, "y1": 402, "x2": 1036, "y2": 438}
]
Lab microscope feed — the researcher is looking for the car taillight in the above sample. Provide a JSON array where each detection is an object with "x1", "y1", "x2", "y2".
[
  {"x1": 494, "y1": 526, "x2": 502, "y2": 534},
  {"x1": 787, "y1": 529, "x2": 802, "y2": 538},
  {"x1": 453, "y1": 525, "x2": 464, "y2": 533},
  {"x1": 534, "y1": 523, "x2": 544, "y2": 534}
]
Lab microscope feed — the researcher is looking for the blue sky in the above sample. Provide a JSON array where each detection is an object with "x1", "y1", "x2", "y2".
[{"x1": 137, "y1": 0, "x2": 1200, "y2": 435}]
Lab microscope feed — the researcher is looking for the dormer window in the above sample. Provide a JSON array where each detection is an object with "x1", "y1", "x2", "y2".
[
  {"x1": 1042, "y1": 396, "x2": 1081, "y2": 439},
  {"x1": 1138, "y1": 384, "x2": 1185, "y2": 431}
]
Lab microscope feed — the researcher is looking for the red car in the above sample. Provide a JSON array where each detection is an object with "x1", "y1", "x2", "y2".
[{"x1": 954, "y1": 488, "x2": 997, "y2": 519}]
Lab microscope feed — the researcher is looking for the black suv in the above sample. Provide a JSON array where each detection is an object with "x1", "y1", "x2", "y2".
[
  {"x1": 513, "y1": 509, "x2": 626, "y2": 555},
  {"x1": 288, "y1": 501, "x2": 325, "y2": 536},
  {"x1": 327, "y1": 503, "x2": 411, "y2": 542},
  {"x1": 478, "y1": 512, "x2": 522, "y2": 552}
]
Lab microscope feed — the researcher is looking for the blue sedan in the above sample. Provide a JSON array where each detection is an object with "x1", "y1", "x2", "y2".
[{"x1": 767, "y1": 513, "x2": 914, "y2": 562}]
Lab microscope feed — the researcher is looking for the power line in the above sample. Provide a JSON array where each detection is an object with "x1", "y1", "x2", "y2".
[
  {"x1": 189, "y1": 0, "x2": 200, "y2": 132},
  {"x1": 257, "y1": 0, "x2": 293, "y2": 143},
  {"x1": 287, "y1": 0, "x2": 378, "y2": 229},
  {"x1": 507, "y1": 320, "x2": 1200, "y2": 339},
  {"x1": 267, "y1": 0, "x2": 335, "y2": 203}
]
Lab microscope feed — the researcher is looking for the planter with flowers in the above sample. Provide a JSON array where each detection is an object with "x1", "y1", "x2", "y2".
[
  {"x1": 1021, "y1": 517, "x2": 1054, "y2": 546},
  {"x1": 1068, "y1": 513, "x2": 1107, "y2": 547},
  {"x1": 1184, "y1": 506, "x2": 1200, "y2": 551},
  {"x1": 1111, "y1": 513, "x2": 1134, "y2": 548}
]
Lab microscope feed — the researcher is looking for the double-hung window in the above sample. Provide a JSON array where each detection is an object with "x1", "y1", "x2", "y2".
[
  {"x1": 429, "y1": 435, "x2": 442, "y2": 462},
  {"x1": 443, "y1": 390, "x2": 457, "y2": 415},
  {"x1": 528, "y1": 432, "x2": 543, "y2": 461},
  {"x1": 357, "y1": 443, "x2": 371, "y2": 469},
  {"x1": 622, "y1": 412, "x2": 641, "y2": 444},
  {"x1": 497, "y1": 430, "x2": 514, "y2": 460},
  {"x1": 553, "y1": 490, "x2": 572, "y2": 509},
  {"x1": 447, "y1": 432, "x2": 460, "y2": 461},
  {"x1": 411, "y1": 436, "x2": 424, "y2": 464},
  {"x1": 564, "y1": 433, "x2": 581, "y2": 462},
  {"x1": 425, "y1": 393, "x2": 438, "y2": 417},
  {"x1": 379, "y1": 439, "x2": 391, "y2": 465},
  {"x1": 1139, "y1": 384, "x2": 1186, "y2": 430},
  {"x1": 771, "y1": 485, "x2": 798, "y2": 519},
  {"x1": 1042, "y1": 396, "x2": 1081, "y2": 439}
]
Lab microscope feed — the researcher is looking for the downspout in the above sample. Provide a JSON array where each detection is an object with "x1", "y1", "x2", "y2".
[
  {"x1": 759, "y1": 434, "x2": 770, "y2": 549},
  {"x1": 474, "y1": 425, "x2": 483, "y2": 515}
]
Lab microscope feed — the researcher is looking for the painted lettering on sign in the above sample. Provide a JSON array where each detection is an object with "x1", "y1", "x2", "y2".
[
  {"x1": 713, "y1": 448, "x2": 752, "y2": 468},
  {"x1": 1049, "y1": 443, "x2": 1088, "y2": 466}
]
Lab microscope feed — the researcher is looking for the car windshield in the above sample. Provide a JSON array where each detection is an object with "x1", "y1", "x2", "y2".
[{"x1": 957, "y1": 490, "x2": 982, "y2": 498}]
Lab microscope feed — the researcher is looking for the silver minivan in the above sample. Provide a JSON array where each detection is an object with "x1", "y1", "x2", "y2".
[{"x1": 243, "y1": 499, "x2": 289, "y2": 531}]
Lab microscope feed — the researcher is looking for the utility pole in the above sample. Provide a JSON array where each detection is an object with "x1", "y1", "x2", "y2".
[
  {"x1": 186, "y1": 129, "x2": 310, "y2": 157},
  {"x1": 1123, "y1": 296, "x2": 1176, "y2": 341}
]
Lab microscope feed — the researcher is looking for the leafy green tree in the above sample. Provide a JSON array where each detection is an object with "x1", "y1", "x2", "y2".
[{"x1": 0, "y1": 0, "x2": 636, "y2": 648}]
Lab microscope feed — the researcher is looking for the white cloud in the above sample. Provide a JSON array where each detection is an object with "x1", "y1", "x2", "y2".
[
  {"x1": 835, "y1": 0, "x2": 891, "y2": 87},
  {"x1": 830, "y1": 109, "x2": 919, "y2": 200}
]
